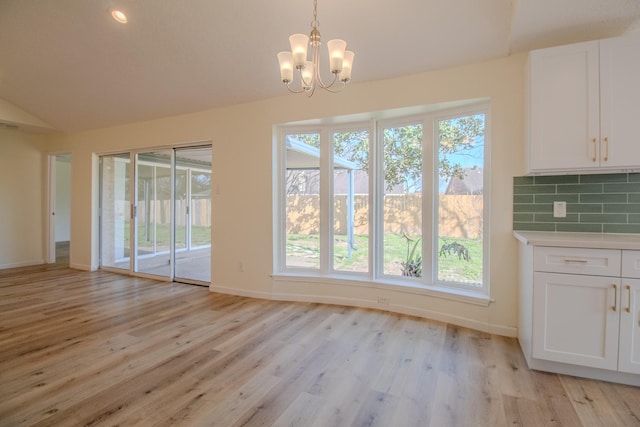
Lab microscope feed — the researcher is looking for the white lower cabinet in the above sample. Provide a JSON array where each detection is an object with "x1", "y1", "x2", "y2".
[
  {"x1": 619, "y1": 278, "x2": 640, "y2": 374},
  {"x1": 533, "y1": 272, "x2": 620, "y2": 370},
  {"x1": 522, "y1": 245, "x2": 640, "y2": 384}
]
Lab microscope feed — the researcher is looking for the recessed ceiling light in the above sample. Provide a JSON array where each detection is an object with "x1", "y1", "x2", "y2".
[{"x1": 111, "y1": 9, "x2": 128, "y2": 24}]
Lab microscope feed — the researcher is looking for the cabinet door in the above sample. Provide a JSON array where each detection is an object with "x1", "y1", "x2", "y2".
[
  {"x1": 600, "y1": 34, "x2": 640, "y2": 168},
  {"x1": 619, "y1": 279, "x2": 640, "y2": 374},
  {"x1": 528, "y1": 41, "x2": 600, "y2": 172},
  {"x1": 533, "y1": 272, "x2": 620, "y2": 370}
]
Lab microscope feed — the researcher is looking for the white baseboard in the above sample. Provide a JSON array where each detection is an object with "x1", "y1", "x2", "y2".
[
  {"x1": 69, "y1": 263, "x2": 93, "y2": 271},
  {"x1": 209, "y1": 284, "x2": 274, "y2": 300},
  {"x1": 0, "y1": 259, "x2": 44, "y2": 270},
  {"x1": 209, "y1": 285, "x2": 517, "y2": 338}
]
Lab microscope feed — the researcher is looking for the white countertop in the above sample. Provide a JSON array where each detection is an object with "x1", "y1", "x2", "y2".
[{"x1": 513, "y1": 231, "x2": 640, "y2": 250}]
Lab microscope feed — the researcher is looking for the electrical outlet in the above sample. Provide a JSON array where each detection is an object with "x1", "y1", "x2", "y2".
[
  {"x1": 553, "y1": 201, "x2": 567, "y2": 218},
  {"x1": 377, "y1": 296, "x2": 390, "y2": 305}
]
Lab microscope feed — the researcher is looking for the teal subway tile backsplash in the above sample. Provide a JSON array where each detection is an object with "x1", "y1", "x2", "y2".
[
  {"x1": 604, "y1": 224, "x2": 640, "y2": 233},
  {"x1": 556, "y1": 223, "x2": 603, "y2": 232},
  {"x1": 580, "y1": 193, "x2": 627, "y2": 203},
  {"x1": 604, "y1": 183, "x2": 640, "y2": 193},
  {"x1": 513, "y1": 173, "x2": 640, "y2": 233},
  {"x1": 513, "y1": 184, "x2": 556, "y2": 194},
  {"x1": 513, "y1": 222, "x2": 555, "y2": 231},
  {"x1": 603, "y1": 204, "x2": 640, "y2": 213},
  {"x1": 534, "y1": 175, "x2": 579, "y2": 184},
  {"x1": 535, "y1": 194, "x2": 579, "y2": 203},
  {"x1": 557, "y1": 184, "x2": 603, "y2": 194},
  {"x1": 580, "y1": 173, "x2": 629, "y2": 183}
]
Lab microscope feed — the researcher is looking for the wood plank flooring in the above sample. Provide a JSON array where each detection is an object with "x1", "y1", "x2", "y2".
[{"x1": 1, "y1": 258, "x2": 639, "y2": 426}]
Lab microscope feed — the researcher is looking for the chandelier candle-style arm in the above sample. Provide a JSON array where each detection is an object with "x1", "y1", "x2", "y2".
[{"x1": 277, "y1": 0, "x2": 355, "y2": 96}]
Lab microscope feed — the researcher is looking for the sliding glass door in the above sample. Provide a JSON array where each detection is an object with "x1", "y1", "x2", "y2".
[
  {"x1": 100, "y1": 154, "x2": 131, "y2": 271},
  {"x1": 134, "y1": 150, "x2": 172, "y2": 277},
  {"x1": 100, "y1": 146, "x2": 212, "y2": 284},
  {"x1": 174, "y1": 147, "x2": 212, "y2": 283}
]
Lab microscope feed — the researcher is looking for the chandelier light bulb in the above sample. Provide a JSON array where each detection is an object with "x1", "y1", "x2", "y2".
[
  {"x1": 301, "y1": 61, "x2": 315, "y2": 89},
  {"x1": 289, "y1": 34, "x2": 309, "y2": 68},
  {"x1": 340, "y1": 51, "x2": 355, "y2": 82},
  {"x1": 327, "y1": 39, "x2": 346, "y2": 73},
  {"x1": 277, "y1": 52, "x2": 294, "y2": 83}
]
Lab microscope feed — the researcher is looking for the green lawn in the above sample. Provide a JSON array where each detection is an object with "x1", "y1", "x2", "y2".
[
  {"x1": 125, "y1": 221, "x2": 211, "y2": 250},
  {"x1": 287, "y1": 233, "x2": 483, "y2": 285}
]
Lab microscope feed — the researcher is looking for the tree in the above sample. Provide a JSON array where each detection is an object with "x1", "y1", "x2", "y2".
[
  {"x1": 382, "y1": 125, "x2": 423, "y2": 192},
  {"x1": 331, "y1": 116, "x2": 484, "y2": 191},
  {"x1": 289, "y1": 115, "x2": 484, "y2": 192},
  {"x1": 438, "y1": 115, "x2": 484, "y2": 180}
]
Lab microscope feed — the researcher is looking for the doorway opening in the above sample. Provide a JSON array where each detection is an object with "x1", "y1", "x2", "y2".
[{"x1": 48, "y1": 154, "x2": 72, "y2": 266}]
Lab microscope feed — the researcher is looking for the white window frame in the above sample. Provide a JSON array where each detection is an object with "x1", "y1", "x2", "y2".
[
  {"x1": 432, "y1": 106, "x2": 491, "y2": 293},
  {"x1": 329, "y1": 124, "x2": 373, "y2": 277},
  {"x1": 273, "y1": 102, "x2": 490, "y2": 303}
]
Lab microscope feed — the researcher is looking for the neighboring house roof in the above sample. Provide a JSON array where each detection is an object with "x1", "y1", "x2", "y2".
[
  {"x1": 285, "y1": 136, "x2": 358, "y2": 170},
  {"x1": 445, "y1": 167, "x2": 483, "y2": 195}
]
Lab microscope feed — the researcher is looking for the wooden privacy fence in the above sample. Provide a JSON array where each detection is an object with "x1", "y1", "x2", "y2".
[
  {"x1": 287, "y1": 194, "x2": 483, "y2": 239},
  {"x1": 134, "y1": 199, "x2": 211, "y2": 227}
]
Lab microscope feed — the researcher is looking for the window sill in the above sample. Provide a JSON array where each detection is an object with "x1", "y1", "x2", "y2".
[{"x1": 271, "y1": 273, "x2": 492, "y2": 307}]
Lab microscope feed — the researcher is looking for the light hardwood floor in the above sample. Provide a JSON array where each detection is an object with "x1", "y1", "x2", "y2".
[{"x1": 0, "y1": 256, "x2": 639, "y2": 426}]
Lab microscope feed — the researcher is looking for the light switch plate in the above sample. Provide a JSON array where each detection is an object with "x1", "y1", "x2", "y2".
[{"x1": 553, "y1": 201, "x2": 567, "y2": 218}]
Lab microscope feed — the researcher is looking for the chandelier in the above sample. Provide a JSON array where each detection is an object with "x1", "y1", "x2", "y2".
[{"x1": 277, "y1": 0, "x2": 354, "y2": 96}]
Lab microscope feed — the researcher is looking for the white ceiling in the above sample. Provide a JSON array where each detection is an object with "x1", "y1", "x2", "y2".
[{"x1": 0, "y1": 0, "x2": 639, "y2": 132}]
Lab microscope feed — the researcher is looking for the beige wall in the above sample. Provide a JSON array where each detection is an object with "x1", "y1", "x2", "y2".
[
  {"x1": 17, "y1": 53, "x2": 525, "y2": 335},
  {"x1": 0, "y1": 128, "x2": 47, "y2": 268}
]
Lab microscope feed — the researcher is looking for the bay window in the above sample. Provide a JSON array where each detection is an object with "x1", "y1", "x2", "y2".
[{"x1": 275, "y1": 103, "x2": 489, "y2": 298}]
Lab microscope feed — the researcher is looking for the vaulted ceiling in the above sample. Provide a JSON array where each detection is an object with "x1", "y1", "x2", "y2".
[{"x1": 1, "y1": 0, "x2": 639, "y2": 132}]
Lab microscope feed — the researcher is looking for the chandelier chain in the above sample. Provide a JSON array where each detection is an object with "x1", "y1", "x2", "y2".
[{"x1": 312, "y1": 0, "x2": 318, "y2": 28}]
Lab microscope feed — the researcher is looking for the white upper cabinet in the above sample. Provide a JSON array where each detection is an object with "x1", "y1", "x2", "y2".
[
  {"x1": 527, "y1": 35, "x2": 640, "y2": 174},
  {"x1": 600, "y1": 36, "x2": 640, "y2": 169}
]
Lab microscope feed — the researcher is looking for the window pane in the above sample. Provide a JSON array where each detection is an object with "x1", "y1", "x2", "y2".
[
  {"x1": 437, "y1": 114, "x2": 485, "y2": 286},
  {"x1": 175, "y1": 168, "x2": 187, "y2": 252},
  {"x1": 175, "y1": 147, "x2": 212, "y2": 283},
  {"x1": 100, "y1": 154, "x2": 130, "y2": 270},
  {"x1": 382, "y1": 124, "x2": 423, "y2": 277},
  {"x1": 333, "y1": 130, "x2": 369, "y2": 273},
  {"x1": 135, "y1": 151, "x2": 172, "y2": 277},
  {"x1": 285, "y1": 133, "x2": 320, "y2": 269},
  {"x1": 190, "y1": 170, "x2": 212, "y2": 248}
]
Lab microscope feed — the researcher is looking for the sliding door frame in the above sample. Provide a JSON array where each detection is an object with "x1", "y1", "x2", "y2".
[{"x1": 98, "y1": 142, "x2": 212, "y2": 285}]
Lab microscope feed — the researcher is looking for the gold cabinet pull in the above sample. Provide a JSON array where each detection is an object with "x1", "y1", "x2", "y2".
[
  {"x1": 612, "y1": 284, "x2": 618, "y2": 312},
  {"x1": 626, "y1": 285, "x2": 631, "y2": 313},
  {"x1": 592, "y1": 138, "x2": 597, "y2": 162},
  {"x1": 564, "y1": 258, "x2": 588, "y2": 264},
  {"x1": 604, "y1": 137, "x2": 609, "y2": 161}
]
